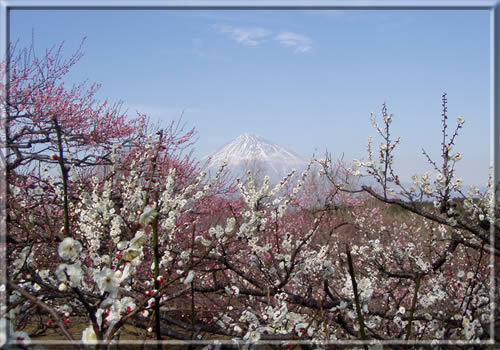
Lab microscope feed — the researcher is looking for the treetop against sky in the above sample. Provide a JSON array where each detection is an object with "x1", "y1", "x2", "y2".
[{"x1": 9, "y1": 8, "x2": 491, "y2": 186}]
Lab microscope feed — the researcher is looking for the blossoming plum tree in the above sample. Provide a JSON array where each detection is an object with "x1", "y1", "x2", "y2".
[
  {"x1": 316, "y1": 94, "x2": 498, "y2": 343},
  {"x1": 2, "y1": 41, "x2": 222, "y2": 347}
]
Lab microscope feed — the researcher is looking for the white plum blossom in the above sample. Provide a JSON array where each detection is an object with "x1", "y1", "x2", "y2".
[
  {"x1": 295, "y1": 322, "x2": 313, "y2": 337},
  {"x1": 122, "y1": 249, "x2": 141, "y2": 262},
  {"x1": 94, "y1": 268, "x2": 120, "y2": 296},
  {"x1": 13, "y1": 247, "x2": 32, "y2": 271},
  {"x1": 129, "y1": 231, "x2": 147, "y2": 250},
  {"x1": 116, "y1": 241, "x2": 127, "y2": 251},
  {"x1": 453, "y1": 178, "x2": 463, "y2": 189},
  {"x1": 55, "y1": 263, "x2": 83, "y2": 288},
  {"x1": 58, "y1": 237, "x2": 82, "y2": 261},
  {"x1": 358, "y1": 277, "x2": 373, "y2": 300},
  {"x1": 415, "y1": 256, "x2": 431, "y2": 272},
  {"x1": 183, "y1": 270, "x2": 195, "y2": 284},
  {"x1": 244, "y1": 329, "x2": 261, "y2": 343},
  {"x1": 225, "y1": 217, "x2": 236, "y2": 234},
  {"x1": 451, "y1": 152, "x2": 462, "y2": 161},
  {"x1": 103, "y1": 297, "x2": 136, "y2": 332},
  {"x1": 225, "y1": 286, "x2": 240, "y2": 296},
  {"x1": 139, "y1": 205, "x2": 157, "y2": 226}
]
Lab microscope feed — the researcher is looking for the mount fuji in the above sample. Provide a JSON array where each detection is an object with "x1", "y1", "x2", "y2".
[{"x1": 201, "y1": 133, "x2": 309, "y2": 183}]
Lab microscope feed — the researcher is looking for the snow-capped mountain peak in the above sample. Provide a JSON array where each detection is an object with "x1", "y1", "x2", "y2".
[{"x1": 202, "y1": 133, "x2": 308, "y2": 182}]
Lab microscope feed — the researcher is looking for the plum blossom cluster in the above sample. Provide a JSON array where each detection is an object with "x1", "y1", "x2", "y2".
[{"x1": 31, "y1": 137, "x2": 227, "y2": 342}]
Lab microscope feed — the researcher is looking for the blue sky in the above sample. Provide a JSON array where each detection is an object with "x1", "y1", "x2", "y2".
[{"x1": 9, "y1": 8, "x2": 491, "y2": 186}]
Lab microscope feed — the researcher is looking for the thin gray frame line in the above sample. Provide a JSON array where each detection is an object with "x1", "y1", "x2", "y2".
[
  {"x1": 0, "y1": 0, "x2": 497, "y2": 347},
  {"x1": 0, "y1": 0, "x2": 499, "y2": 9}
]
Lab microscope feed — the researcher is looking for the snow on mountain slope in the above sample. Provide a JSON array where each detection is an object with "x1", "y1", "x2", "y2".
[{"x1": 201, "y1": 133, "x2": 309, "y2": 183}]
